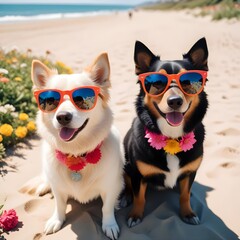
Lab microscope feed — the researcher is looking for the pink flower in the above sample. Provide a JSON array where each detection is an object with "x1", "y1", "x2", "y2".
[
  {"x1": 0, "y1": 209, "x2": 18, "y2": 231},
  {"x1": 145, "y1": 129, "x2": 167, "y2": 150},
  {"x1": 179, "y1": 132, "x2": 196, "y2": 152},
  {"x1": 0, "y1": 77, "x2": 10, "y2": 83}
]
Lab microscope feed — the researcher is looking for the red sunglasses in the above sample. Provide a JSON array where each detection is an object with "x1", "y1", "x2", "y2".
[
  {"x1": 34, "y1": 86, "x2": 100, "y2": 113},
  {"x1": 138, "y1": 70, "x2": 207, "y2": 97}
]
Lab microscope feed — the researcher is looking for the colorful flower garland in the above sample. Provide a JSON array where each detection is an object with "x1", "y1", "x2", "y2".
[
  {"x1": 145, "y1": 129, "x2": 196, "y2": 155},
  {"x1": 55, "y1": 143, "x2": 102, "y2": 172}
]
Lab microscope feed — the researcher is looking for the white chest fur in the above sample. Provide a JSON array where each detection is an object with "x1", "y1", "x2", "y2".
[{"x1": 164, "y1": 154, "x2": 180, "y2": 188}]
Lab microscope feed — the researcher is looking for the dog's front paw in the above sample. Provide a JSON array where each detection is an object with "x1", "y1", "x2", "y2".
[
  {"x1": 181, "y1": 213, "x2": 200, "y2": 225},
  {"x1": 127, "y1": 216, "x2": 142, "y2": 228},
  {"x1": 182, "y1": 215, "x2": 200, "y2": 225},
  {"x1": 44, "y1": 216, "x2": 64, "y2": 234},
  {"x1": 102, "y1": 222, "x2": 120, "y2": 240}
]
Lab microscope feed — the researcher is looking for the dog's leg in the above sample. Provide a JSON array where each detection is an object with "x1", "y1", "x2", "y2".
[
  {"x1": 179, "y1": 172, "x2": 200, "y2": 225},
  {"x1": 101, "y1": 191, "x2": 120, "y2": 240},
  {"x1": 127, "y1": 176, "x2": 147, "y2": 228},
  {"x1": 44, "y1": 191, "x2": 68, "y2": 234},
  {"x1": 119, "y1": 173, "x2": 133, "y2": 208}
]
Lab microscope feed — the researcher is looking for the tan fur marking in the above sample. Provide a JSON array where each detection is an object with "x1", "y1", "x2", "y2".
[
  {"x1": 144, "y1": 95, "x2": 162, "y2": 119},
  {"x1": 179, "y1": 69, "x2": 187, "y2": 73},
  {"x1": 159, "y1": 69, "x2": 167, "y2": 74},
  {"x1": 180, "y1": 156, "x2": 202, "y2": 174},
  {"x1": 184, "y1": 95, "x2": 200, "y2": 124},
  {"x1": 136, "y1": 156, "x2": 202, "y2": 178},
  {"x1": 179, "y1": 176, "x2": 194, "y2": 217},
  {"x1": 129, "y1": 181, "x2": 147, "y2": 219},
  {"x1": 137, "y1": 160, "x2": 166, "y2": 176}
]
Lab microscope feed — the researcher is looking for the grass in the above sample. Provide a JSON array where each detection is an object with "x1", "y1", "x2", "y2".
[{"x1": 142, "y1": 0, "x2": 240, "y2": 20}]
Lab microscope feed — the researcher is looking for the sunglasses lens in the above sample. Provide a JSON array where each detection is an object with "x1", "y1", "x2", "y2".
[
  {"x1": 180, "y1": 72, "x2": 204, "y2": 94},
  {"x1": 144, "y1": 74, "x2": 168, "y2": 96},
  {"x1": 38, "y1": 91, "x2": 60, "y2": 112},
  {"x1": 72, "y1": 88, "x2": 96, "y2": 110}
]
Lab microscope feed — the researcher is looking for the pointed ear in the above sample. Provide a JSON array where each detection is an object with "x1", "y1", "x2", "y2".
[
  {"x1": 134, "y1": 41, "x2": 159, "y2": 75},
  {"x1": 183, "y1": 37, "x2": 209, "y2": 70},
  {"x1": 31, "y1": 60, "x2": 53, "y2": 88},
  {"x1": 88, "y1": 53, "x2": 110, "y2": 88}
]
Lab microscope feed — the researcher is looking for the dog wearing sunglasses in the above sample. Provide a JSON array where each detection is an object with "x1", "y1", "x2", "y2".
[
  {"x1": 122, "y1": 38, "x2": 209, "y2": 227},
  {"x1": 28, "y1": 53, "x2": 124, "y2": 239}
]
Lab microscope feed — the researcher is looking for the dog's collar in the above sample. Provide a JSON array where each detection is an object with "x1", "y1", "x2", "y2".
[
  {"x1": 55, "y1": 143, "x2": 102, "y2": 181},
  {"x1": 145, "y1": 128, "x2": 196, "y2": 155}
]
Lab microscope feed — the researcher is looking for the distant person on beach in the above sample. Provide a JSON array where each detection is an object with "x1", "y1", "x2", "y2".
[{"x1": 128, "y1": 11, "x2": 132, "y2": 19}]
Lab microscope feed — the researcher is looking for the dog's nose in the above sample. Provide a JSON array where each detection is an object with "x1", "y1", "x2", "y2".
[
  {"x1": 167, "y1": 95, "x2": 183, "y2": 110},
  {"x1": 56, "y1": 111, "x2": 73, "y2": 126}
]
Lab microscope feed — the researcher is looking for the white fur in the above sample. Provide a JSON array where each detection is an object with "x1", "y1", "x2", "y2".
[
  {"x1": 157, "y1": 117, "x2": 184, "y2": 139},
  {"x1": 32, "y1": 56, "x2": 124, "y2": 240},
  {"x1": 164, "y1": 154, "x2": 180, "y2": 188}
]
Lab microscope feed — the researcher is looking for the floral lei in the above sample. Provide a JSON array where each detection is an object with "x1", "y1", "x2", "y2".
[
  {"x1": 145, "y1": 129, "x2": 196, "y2": 155},
  {"x1": 55, "y1": 143, "x2": 102, "y2": 171}
]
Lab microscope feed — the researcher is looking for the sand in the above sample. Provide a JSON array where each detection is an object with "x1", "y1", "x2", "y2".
[{"x1": 0, "y1": 10, "x2": 240, "y2": 240}]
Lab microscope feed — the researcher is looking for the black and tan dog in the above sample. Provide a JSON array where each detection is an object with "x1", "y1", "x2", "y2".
[{"x1": 123, "y1": 38, "x2": 209, "y2": 227}]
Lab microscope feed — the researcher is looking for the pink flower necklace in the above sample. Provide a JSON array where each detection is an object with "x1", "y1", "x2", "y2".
[
  {"x1": 145, "y1": 129, "x2": 196, "y2": 155},
  {"x1": 55, "y1": 143, "x2": 102, "y2": 181}
]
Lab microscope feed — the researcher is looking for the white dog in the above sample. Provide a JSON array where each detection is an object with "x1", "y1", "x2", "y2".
[{"x1": 24, "y1": 53, "x2": 124, "y2": 239}]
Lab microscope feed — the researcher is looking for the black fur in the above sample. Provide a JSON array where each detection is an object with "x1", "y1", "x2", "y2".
[{"x1": 123, "y1": 38, "x2": 209, "y2": 226}]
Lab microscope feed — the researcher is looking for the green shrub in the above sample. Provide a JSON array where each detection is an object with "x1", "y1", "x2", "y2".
[{"x1": 0, "y1": 48, "x2": 73, "y2": 159}]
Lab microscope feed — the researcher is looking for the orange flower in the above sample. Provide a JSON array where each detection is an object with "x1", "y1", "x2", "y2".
[
  {"x1": 66, "y1": 155, "x2": 82, "y2": 167},
  {"x1": 164, "y1": 139, "x2": 181, "y2": 155}
]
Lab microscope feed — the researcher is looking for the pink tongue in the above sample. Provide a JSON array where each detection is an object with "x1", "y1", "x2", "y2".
[
  {"x1": 59, "y1": 127, "x2": 78, "y2": 141},
  {"x1": 166, "y1": 112, "x2": 184, "y2": 126}
]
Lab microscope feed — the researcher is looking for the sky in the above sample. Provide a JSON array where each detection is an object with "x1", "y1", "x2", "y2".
[{"x1": 0, "y1": 0, "x2": 156, "y2": 5}]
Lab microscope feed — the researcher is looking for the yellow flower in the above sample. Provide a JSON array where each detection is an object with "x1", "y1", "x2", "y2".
[
  {"x1": 0, "y1": 124, "x2": 13, "y2": 137},
  {"x1": 56, "y1": 61, "x2": 66, "y2": 68},
  {"x1": 164, "y1": 139, "x2": 181, "y2": 155},
  {"x1": 0, "y1": 135, "x2": 3, "y2": 142},
  {"x1": 19, "y1": 113, "x2": 29, "y2": 121},
  {"x1": 14, "y1": 77, "x2": 22, "y2": 82},
  {"x1": 27, "y1": 121, "x2": 36, "y2": 131},
  {"x1": 65, "y1": 66, "x2": 73, "y2": 74},
  {"x1": 15, "y1": 126, "x2": 28, "y2": 138},
  {"x1": 11, "y1": 57, "x2": 18, "y2": 63}
]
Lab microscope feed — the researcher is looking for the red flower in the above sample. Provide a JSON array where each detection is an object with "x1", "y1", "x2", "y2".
[{"x1": 0, "y1": 209, "x2": 18, "y2": 231}]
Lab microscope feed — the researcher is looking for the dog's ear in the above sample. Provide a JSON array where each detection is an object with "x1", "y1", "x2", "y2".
[
  {"x1": 134, "y1": 41, "x2": 159, "y2": 75},
  {"x1": 88, "y1": 53, "x2": 111, "y2": 88},
  {"x1": 183, "y1": 37, "x2": 208, "y2": 70},
  {"x1": 31, "y1": 60, "x2": 54, "y2": 89}
]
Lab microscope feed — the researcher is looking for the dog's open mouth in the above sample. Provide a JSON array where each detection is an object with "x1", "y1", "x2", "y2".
[
  {"x1": 59, "y1": 118, "x2": 89, "y2": 142},
  {"x1": 153, "y1": 102, "x2": 191, "y2": 127},
  {"x1": 165, "y1": 112, "x2": 183, "y2": 127}
]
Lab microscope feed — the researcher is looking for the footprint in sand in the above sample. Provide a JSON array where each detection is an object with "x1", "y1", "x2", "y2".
[
  {"x1": 219, "y1": 146, "x2": 240, "y2": 158},
  {"x1": 115, "y1": 100, "x2": 127, "y2": 106},
  {"x1": 220, "y1": 162, "x2": 236, "y2": 168},
  {"x1": 207, "y1": 161, "x2": 237, "y2": 178},
  {"x1": 216, "y1": 128, "x2": 240, "y2": 136},
  {"x1": 24, "y1": 198, "x2": 53, "y2": 219},
  {"x1": 33, "y1": 233, "x2": 43, "y2": 240}
]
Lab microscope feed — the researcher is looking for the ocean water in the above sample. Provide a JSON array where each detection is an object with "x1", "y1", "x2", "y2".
[{"x1": 0, "y1": 4, "x2": 132, "y2": 23}]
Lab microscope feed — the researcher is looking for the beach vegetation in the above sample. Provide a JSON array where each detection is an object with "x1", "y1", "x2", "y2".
[
  {"x1": 142, "y1": 0, "x2": 240, "y2": 20},
  {"x1": 0, "y1": 48, "x2": 73, "y2": 160}
]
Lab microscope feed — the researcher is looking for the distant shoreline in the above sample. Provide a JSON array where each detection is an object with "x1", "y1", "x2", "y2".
[{"x1": 0, "y1": 3, "x2": 133, "y2": 24}]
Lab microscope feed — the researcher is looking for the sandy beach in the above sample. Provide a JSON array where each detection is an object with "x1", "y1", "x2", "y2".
[{"x1": 0, "y1": 10, "x2": 240, "y2": 240}]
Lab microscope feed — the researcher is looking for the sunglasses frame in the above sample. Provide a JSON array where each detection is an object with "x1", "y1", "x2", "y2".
[
  {"x1": 138, "y1": 70, "x2": 208, "y2": 97},
  {"x1": 34, "y1": 86, "x2": 101, "y2": 113}
]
